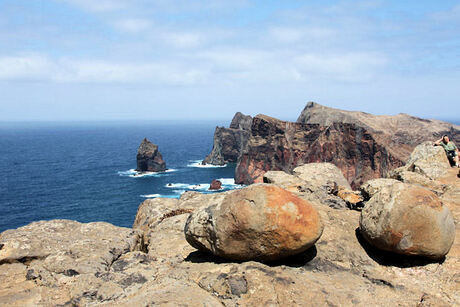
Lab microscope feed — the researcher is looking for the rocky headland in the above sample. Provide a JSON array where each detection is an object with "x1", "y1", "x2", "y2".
[
  {"x1": 136, "y1": 138, "x2": 167, "y2": 173},
  {"x1": 204, "y1": 102, "x2": 459, "y2": 188},
  {"x1": 1, "y1": 140, "x2": 459, "y2": 306}
]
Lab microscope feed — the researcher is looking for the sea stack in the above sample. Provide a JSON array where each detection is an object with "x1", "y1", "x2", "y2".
[{"x1": 136, "y1": 138, "x2": 166, "y2": 172}]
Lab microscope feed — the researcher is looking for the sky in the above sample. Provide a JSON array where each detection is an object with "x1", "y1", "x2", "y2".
[{"x1": 0, "y1": 0, "x2": 459, "y2": 121}]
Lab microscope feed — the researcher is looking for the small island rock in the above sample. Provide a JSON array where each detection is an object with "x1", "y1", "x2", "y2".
[
  {"x1": 184, "y1": 184, "x2": 324, "y2": 262},
  {"x1": 209, "y1": 179, "x2": 222, "y2": 190},
  {"x1": 136, "y1": 138, "x2": 166, "y2": 172}
]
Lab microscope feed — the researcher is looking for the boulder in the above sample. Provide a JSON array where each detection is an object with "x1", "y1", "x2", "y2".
[
  {"x1": 263, "y1": 171, "x2": 302, "y2": 194},
  {"x1": 184, "y1": 184, "x2": 324, "y2": 261},
  {"x1": 401, "y1": 141, "x2": 451, "y2": 180},
  {"x1": 136, "y1": 138, "x2": 166, "y2": 172},
  {"x1": 263, "y1": 169, "x2": 349, "y2": 209},
  {"x1": 293, "y1": 163, "x2": 351, "y2": 190},
  {"x1": 209, "y1": 179, "x2": 222, "y2": 190},
  {"x1": 360, "y1": 178, "x2": 401, "y2": 200},
  {"x1": 359, "y1": 182, "x2": 455, "y2": 259}
]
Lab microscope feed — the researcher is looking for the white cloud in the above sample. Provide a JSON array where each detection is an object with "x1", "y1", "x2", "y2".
[
  {"x1": 0, "y1": 49, "x2": 388, "y2": 86},
  {"x1": 62, "y1": 0, "x2": 127, "y2": 12},
  {"x1": 294, "y1": 52, "x2": 387, "y2": 81},
  {"x1": 114, "y1": 18, "x2": 152, "y2": 33},
  {"x1": 269, "y1": 27, "x2": 335, "y2": 43},
  {"x1": 0, "y1": 55, "x2": 209, "y2": 85},
  {"x1": 160, "y1": 32, "x2": 204, "y2": 48}
]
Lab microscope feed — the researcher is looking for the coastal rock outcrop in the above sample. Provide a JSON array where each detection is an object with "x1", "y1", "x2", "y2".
[
  {"x1": 204, "y1": 102, "x2": 459, "y2": 188},
  {"x1": 359, "y1": 182, "x2": 455, "y2": 259},
  {"x1": 136, "y1": 138, "x2": 166, "y2": 172},
  {"x1": 184, "y1": 184, "x2": 323, "y2": 261},
  {"x1": 202, "y1": 112, "x2": 252, "y2": 165},
  {"x1": 235, "y1": 114, "x2": 400, "y2": 188}
]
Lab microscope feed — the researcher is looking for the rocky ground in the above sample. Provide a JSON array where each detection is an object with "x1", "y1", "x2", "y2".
[{"x1": 0, "y1": 143, "x2": 459, "y2": 306}]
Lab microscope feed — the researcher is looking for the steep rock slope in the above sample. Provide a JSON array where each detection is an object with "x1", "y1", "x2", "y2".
[
  {"x1": 235, "y1": 114, "x2": 402, "y2": 188},
  {"x1": 203, "y1": 112, "x2": 252, "y2": 165},
  {"x1": 233, "y1": 103, "x2": 459, "y2": 187}
]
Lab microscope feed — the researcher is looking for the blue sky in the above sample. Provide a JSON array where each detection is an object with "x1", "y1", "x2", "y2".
[{"x1": 0, "y1": 0, "x2": 459, "y2": 121}]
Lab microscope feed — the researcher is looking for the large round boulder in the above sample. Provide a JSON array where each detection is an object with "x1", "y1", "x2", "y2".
[
  {"x1": 184, "y1": 184, "x2": 324, "y2": 261},
  {"x1": 359, "y1": 182, "x2": 455, "y2": 259}
]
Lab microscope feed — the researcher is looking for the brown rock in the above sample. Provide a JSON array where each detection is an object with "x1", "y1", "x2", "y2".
[
  {"x1": 336, "y1": 187, "x2": 364, "y2": 209},
  {"x1": 359, "y1": 183, "x2": 455, "y2": 259},
  {"x1": 222, "y1": 102, "x2": 459, "y2": 188},
  {"x1": 209, "y1": 179, "x2": 222, "y2": 190},
  {"x1": 184, "y1": 184, "x2": 324, "y2": 261}
]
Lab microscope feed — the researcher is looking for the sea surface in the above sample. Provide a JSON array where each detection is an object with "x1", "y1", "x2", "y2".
[{"x1": 0, "y1": 121, "x2": 240, "y2": 232}]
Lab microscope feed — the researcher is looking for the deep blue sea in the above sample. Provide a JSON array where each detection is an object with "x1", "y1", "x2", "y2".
[{"x1": 0, "y1": 121, "x2": 239, "y2": 232}]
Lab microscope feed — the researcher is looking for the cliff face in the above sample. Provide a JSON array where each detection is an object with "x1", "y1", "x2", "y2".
[
  {"x1": 203, "y1": 112, "x2": 252, "y2": 165},
  {"x1": 232, "y1": 102, "x2": 460, "y2": 188},
  {"x1": 298, "y1": 102, "x2": 460, "y2": 159},
  {"x1": 136, "y1": 138, "x2": 166, "y2": 172},
  {"x1": 235, "y1": 115, "x2": 402, "y2": 189}
]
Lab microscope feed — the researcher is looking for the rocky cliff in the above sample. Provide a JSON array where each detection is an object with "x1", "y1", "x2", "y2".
[
  {"x1": 136, "y1": 138, "x2": 166, "y2": 172},
  {"x1": 202, "y1": 112, "x2": 252, "y2": 165},
  {"x1": 1, "y1": 142, "x2": 459, "y2": 306},
  {"x1": 231, "y1": 103, "x2": 460, "y2": 188}
]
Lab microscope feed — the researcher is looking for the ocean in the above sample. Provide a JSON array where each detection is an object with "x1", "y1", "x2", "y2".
[{"x1": 0, "y1": 121, "x2": 240, "y2": 232}]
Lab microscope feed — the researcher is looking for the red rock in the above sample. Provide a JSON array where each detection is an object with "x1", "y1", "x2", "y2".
[{"x1": 209, "y1": 179, "x2": 222, "y2": 190}]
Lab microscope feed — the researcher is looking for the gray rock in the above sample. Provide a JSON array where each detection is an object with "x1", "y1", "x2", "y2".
[
  {"x1": 401, "y1": 141, "x2": 451, "y2": 180},
  {"x1": 136, "y1": 138, "x2": 166, "y2": 172},
  {"x1": 360, "y1": 178, "x2": 401, "y2": 200},
  {"x1": 293, "y1": 163, "x2": 352, "y2": 190},
  {"x1": 359, "y1": 182, "x2": 455, "y2": 259}
]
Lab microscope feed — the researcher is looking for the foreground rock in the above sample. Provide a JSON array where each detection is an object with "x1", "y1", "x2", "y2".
[
  {"x1": 360, "y1": 182, "x2": 455, "y2": 259},
  {"x1": 264, "y1": 163, "x2": 353, "y2": 209},
  {"x1": 391, "y1": 141, "x2": 452, "y2": 180},
  {"x1": 136, "y1": 138, "x2": 166, "y2": 172},
  {"x1": 1, "y1": 180, "x2": 460, "y2": 306},
  {"x1": 184, "y1": 184, "x2": 323, "y2": 261},
  {"x1": 0, "y1": 220, "x2": 144, "y2": 306}
]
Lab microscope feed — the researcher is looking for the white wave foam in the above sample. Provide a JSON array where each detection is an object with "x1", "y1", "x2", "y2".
[
  {"x1": 140, "y1": 193, "x2": 181, "y2": 199},
  {"x1": 187, "y1": 160, "x2": 227, "y2": 168},
  {"x1": 118, "y1": 168, "x2": 177, "y2": 178},
  {"x1": 165, "y1": 183, "x2": 210, "y2": 191},
  {"x1": 164, "y1": 178, "x2": 244, "y2": 193},
  {"x1": 140, "y1": 194, "x2": 161, "y2": 198}
]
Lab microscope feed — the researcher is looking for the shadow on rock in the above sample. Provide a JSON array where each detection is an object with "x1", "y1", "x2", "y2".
[
  {"x1": 184, "y1": 251, "x2": 239, "y2": 264},
  {"x1": 355, "y1": 228, "x2": 445, "y2": 268},
  {"x1": 184, "y1": 245, "x2": 318, "y2": 267}
]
